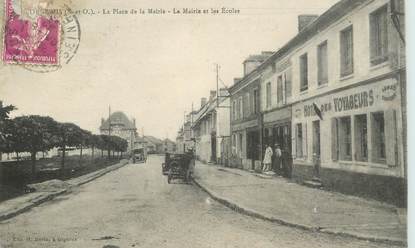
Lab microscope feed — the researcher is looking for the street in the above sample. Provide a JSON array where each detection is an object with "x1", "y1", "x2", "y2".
[{"x1": 0, "y1": 155, "x2": 402, "y2": 248}]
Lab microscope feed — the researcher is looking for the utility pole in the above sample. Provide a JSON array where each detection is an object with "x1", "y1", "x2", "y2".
[
  {"x1": 215, "y1": 63, "x2": 220, "y2": 108},
  {"x1": 107, "y1": 105, "x2": 111, "y2": 159},
  {"x1": 108, "y1": 105, "x2": 111, "y2": 136}
]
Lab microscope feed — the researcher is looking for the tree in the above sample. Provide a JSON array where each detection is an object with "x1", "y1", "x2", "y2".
[
  {"x1": 0, "y1": 102, "x2": 16, "y2": 156},
  {"x1": 89, "y1": 134, "x2": 103, "y2": 159},
  {"x1": 56, "y1": 122, "x2": 84, "y2": 170},
  {"x1": 78, "y1": 129, "x2": 92, "y2": 164},
  {"x1": 11, "y1": 116, "x2": 59, "y2": 177}
]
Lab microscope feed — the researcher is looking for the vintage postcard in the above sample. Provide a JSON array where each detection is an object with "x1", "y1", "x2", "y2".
[{"x1": 0, "y1": 0, "x2": 408, "y2": 247}]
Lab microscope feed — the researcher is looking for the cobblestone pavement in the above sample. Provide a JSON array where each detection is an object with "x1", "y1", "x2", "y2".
[{"x1": 0, "y1": 156, "x2": 404, "y2": 248}]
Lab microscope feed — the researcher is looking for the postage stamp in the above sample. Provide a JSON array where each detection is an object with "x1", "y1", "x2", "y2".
[{"x1": 3, "y1": 0, "x2": 61, "y2": 65}]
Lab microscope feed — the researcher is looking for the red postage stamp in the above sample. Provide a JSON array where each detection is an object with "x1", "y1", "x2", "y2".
[{"x1": 3, "y1": 0, "x2": 61, "y2": 65}]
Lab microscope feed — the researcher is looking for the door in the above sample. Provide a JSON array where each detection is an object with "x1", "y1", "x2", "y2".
[
  {"x1": 312, "y1": 120, "x2": 321, "y2": 178},
  {"x1": 211, "y1": 132, "x2": 217, "y2": 163}
]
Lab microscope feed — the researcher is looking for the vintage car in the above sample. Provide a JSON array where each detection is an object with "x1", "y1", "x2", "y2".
[
  {"x1": 132, "y1": 148, "x2": 147, "y2": 163},
  {"x1": 162, "y1": 151, "x2": 194, "y2": 184}
]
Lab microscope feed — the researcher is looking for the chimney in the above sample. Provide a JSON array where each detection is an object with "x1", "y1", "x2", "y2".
[
  {"x1": 201, "y1": 97, "x2": 207, "y2": 108},
  {"x1": 298, "y1": 15, "x2": 318, "y2": 32},
  {"x1": 101, "y1": 118, "x2": 105, "y2": 125},
  {"x1": 261, "y1": 51, "x2": 274, "y2": 57},
  {"x1": 209, "y1": 90, "x2": 217, "y2": 101},
  {"x1": 133, "y1": 118, "x2": 136, "y2": 128},
  {"x1": 219, "y1": 88, "x2": 229, "y2": 97}
]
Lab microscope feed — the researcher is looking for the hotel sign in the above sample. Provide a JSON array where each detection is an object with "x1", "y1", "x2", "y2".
[{"x1": 297, "y1": 78, "x2": 398, "y2": 119}]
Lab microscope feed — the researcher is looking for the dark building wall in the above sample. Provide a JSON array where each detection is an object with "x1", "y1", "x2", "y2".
[{"x1": 292, "y1": 163, "x2": 406, "y2": 207}]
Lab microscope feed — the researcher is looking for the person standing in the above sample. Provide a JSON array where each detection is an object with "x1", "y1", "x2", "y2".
[
  {"x1": 263, "y1": 144, "x2": 273, "y2": 172},
  {"x1": 274, "y1": 144, "x2": 282, "y2": 174}
]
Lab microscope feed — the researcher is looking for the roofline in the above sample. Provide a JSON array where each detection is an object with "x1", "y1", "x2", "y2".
[{"x1": 229, "y1": 0, "x2": 367, "y2": 93}]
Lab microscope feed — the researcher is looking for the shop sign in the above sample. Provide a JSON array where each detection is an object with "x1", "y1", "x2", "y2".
[
  {"x1": 382, "y1": 83, "x2": 397, "y2": 101},
  {"x1": 333, "y1": 89, "x2": 374, "y2": 112},
  {"x1": 301, "y1": 89, "x2": 375, "y2": 118}
]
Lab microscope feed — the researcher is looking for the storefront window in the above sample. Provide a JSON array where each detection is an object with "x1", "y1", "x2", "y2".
[
  {"x1": 296, "y1": 123, "x2": 303, "y2": 157},
  {"x1": 371, "y1": 112, "x2": 386, "y2": 163},
  {"x1": 239, "y1": 133, "x2": 243, "y2": 155},
  {"x1": 354, "y1": 114, "x2": 368, "y2": 162},
  {"x1": 338, "y1": 116, "x2": 352, "y2": 161}
]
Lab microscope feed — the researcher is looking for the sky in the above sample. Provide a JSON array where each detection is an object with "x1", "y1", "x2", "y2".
[{"x1": 0, "y1": 0, "x2": 340, "y2": 140}]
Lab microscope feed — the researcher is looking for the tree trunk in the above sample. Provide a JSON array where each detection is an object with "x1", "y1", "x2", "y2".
[
  {"x1": 61, "y1": 145, "x2": 66, "y2": 169},
  {"x1": 31, "y1": 151, "x2": 36, "y2": 180},
  {"x1": 92, "y1": 146, "x2": 95, "y2": 159},
  {"x1": 79, "y1": 145, "x2": 83, "y2": 165},
  {"x1": 101, "y1": 149, "x2": 103, "y2": 158},
  {"x1": 16, "y1": 151, "x2": 19, "y2": 160},
  {"x1": 107, "y1": 149, "x2": 110, "y2": 160}
]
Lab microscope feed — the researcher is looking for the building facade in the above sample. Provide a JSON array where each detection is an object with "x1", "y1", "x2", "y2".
[
  {"x1": 283, "y1": 0, "x2": 405, "y2": 205},
  {"x1": 192, "y1": 89, "x2": 230, "y2": 165},
  {"x1": 226, "y1": 0, "x2": 405, "y2": 205},
  {"x1": 99, "y1": 111, "x2": 138, "y2": 153},
  {"x1": 229, "y1": 53, "x2": 273, "y2": 170}
]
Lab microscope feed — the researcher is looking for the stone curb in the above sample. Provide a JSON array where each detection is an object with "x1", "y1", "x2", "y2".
[
  {"x1": 0, "y1": 160, "x2": 129, "y2": 222},
  {"x1": 0, "y1": 189, "x2": 67, "y2": 222},
  {"x1": 192, "y1": 177, "x2": 406, "y2": 246}
]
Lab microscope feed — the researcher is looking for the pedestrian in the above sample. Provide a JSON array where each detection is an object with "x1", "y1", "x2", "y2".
[
  {"x1": 263, "y1": 144, "x2": 273, "y2": 173},
  {"x1": 274, "y1": 144, "x2": 282, "y2": 174}
]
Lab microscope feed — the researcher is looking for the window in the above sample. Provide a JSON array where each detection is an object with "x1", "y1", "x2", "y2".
[
  {"x1": 285, "y1": 69, "x2": 292, "y2": 98},
  {"x1": 266, "y1": 82, "x2": 271, "y2": 108},
  {"x1": 370, "y1": 5, "x2": 388, "y2": 65},
  {"x1": 232, "y1": 100, "x2": 236, "y2": 120},
  {"x1": 238, "y1": 97, "x2": 243, "y2": 119},
  {"x1": 245, "y1": 93, "x2": 251, "y2": 117},
  {"x1": 238, "y1": 133, "x2": 243, "y2": 155},
  {"x1": 354, "y1": 114, "x2": 368, "y2": 162},
  {"x1": 299, "y1": 53, "x2": 308, "y2": 91},
  {"x1": 338, "y1": 117, "x2": 352, "y2": 161},
  {"x1": 277, "y1": 75, "x2": 284, "y2": 105},
  {"x1": 372, "y1": 112, "x2": 386, "y2": 162},
  {"x1": 317, "y1": 41, "x2": 328, "y2": 85},
  {"x1": 296, "y1": 123, "x2": 303, "y2": 157},
  {"x1": 340, "y1": 26, "x2": 354, "y2": 77},
  {"x1": 253, "y1": 89, "x2": 259, "y2": 113}
]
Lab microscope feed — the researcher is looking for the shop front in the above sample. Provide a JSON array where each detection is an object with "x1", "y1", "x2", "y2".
[
  {"x1": 291, "y1": 76, "x2": 405, "y2": 205},
  {"x1": 263, "y1": 106, "x2": 292, "y2": 177},
  {"x1": 231, "y1": 119, "x2": 260, "y2": 170}
]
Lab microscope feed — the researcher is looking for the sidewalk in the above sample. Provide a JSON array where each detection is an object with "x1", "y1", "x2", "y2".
[
  {"x1": 0, "y1": 159, "x2": 129, "y2": 222},
  {"x1": 193, "y1": 161, "x2": 406, "y2": 245}
]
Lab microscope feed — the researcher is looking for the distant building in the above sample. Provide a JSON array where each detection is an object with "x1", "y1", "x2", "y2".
[
  {"x1": 192, "y1": 88, "x2": 230, "y2": 165},
  {"x1": 163, "y1": 138, "x2": 176, "y2": 153},
  {"x1": 99, "y1": 111, "x2": 138, "y2": 153},
  {"x1": 143, "y1": 136, "x2": 164, "y2": 153}
]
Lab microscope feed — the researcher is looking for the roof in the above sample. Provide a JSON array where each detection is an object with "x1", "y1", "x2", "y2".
[
  {"x1": 100, "y1": 111, "x2": 136, "y2": 130},
  {"x1": 243, "y1": 54, "x2": 270, "y2": 63},
  {"x1": 164, "y1": 138, "x2": 175, "y2": 145},
  {"x1": 144, "y1": 136, "x2": 163, "y2": 145},
  {"x1": 229, "y1": 0, "x2": 367, "y2": 93},
  {"x1": 192, "y1": 95, "x2": 229, "y2": 127}
]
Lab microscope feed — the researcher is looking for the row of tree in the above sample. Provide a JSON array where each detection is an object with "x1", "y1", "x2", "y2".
[{"x1": 0, "y1": 103, "x2": 128, "y2": 177}]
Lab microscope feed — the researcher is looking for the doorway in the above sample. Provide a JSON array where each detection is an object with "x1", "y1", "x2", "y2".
[{"x1": 312, "y1": 120, "x2": 321, "y2": 178}]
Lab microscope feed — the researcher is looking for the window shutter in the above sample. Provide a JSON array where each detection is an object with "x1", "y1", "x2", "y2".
[
  {"x1": 303, "y1": 122, "x2": 308, "y2": 159},
  {"x1": 385, "y1": 109, "x2": 398, "y2": 167},
  {"x1": 294, "y1": 125, "x2": 298, "y2": 158},
  {"x1": 285, "y1": 69, "x2": 292, "y2": 98},
  {"x1": 331, "y1": 118, "x2": 339, "y2": 161}
]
